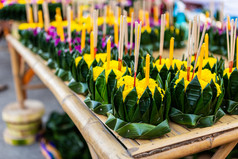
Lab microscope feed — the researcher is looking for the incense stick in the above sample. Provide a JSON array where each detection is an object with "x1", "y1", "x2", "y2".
[
  {"x1": 103, "y1": 6, "x2": 107, "y2": 39},
  {"x1": 192, "y1": 23, "x2": 207, "y2": 78},
  {"x1": 67, "y1": 5, "x2": 71, "y2": 51},
  {"x1": 130, "y1": 12, "x2": 134, "y2": 54}
]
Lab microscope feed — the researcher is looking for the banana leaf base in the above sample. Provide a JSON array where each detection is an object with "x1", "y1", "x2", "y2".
[
  {"x1": 170, "y1": 107, "x2": 225, "y2": 128},
  {"x1": 222, "y1": 100, "x2": 238, "y2": 115},
  {"x1": 84, "y1": 97, "x2": 112, "y2": 116},
  {"x1": 68, "y1": 79, "x2": 88, "y2": 95},
  {"x1": 55, "y1": 68, "x2": 72, "y2": 81},
  {"x1": 105, "y1": 114, "x2": 171, "y2": 139}
]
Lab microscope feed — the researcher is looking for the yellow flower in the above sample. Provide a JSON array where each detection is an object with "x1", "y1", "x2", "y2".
[
  {"x1": 154, "y1": 28, "x2": 159, "y2": 35},
  {"x1": 19, "y1": 23, "x2": 38, "y2": 30},
  {"x1": 223, "y1": 68, "x2": 235, "y2": 78},
  {"x1": 83, "y1": 53, "x2": 107, "y2": 68},
  {"x1": 75, "y1": 56, "x2": 82, "y2": 66},
  {"x1": 102, "y1": 60, "x2": 131, "y2": 73},
  {"x1": 141, "y1": 26, "x2": 152, "y2": 33},
  {"x1": 93, "y1": 66, "x2": 105, "y2": 81},
  {"x1": 93, "y1": 66, "x2": 126, "y2": 82},
  {"x1": 175, "y1": 69, "x2": 221, "y2": 97},
  {"x1": 175, "y1": 28, "x2": 180, "y2": 35},
  {"x1": 154, "y1": 58, "x2": 188, "y2": 71},
  {"x1": 118, "y1": 76, "x2": 164, "y2": 101},
  {"x1": 197, "y1": 69, "x2": 218, "y2": 83},
  {"x1": 170, "y1": 26, "x2": 174, "y2": 32}
]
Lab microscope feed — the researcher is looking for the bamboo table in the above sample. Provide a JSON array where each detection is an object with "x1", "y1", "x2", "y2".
[{"x1": 6, "y1": 35, "x2": 238, "y2": 159}]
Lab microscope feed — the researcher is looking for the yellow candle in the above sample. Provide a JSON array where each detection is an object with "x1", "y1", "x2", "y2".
[
  {"x1": 56, "y1": 7, "x2": 61, "y2": 17},
  {"x1": 153, "y1": 7, "x2": 158, "y2": 25},
  {"x1": 114, "y1": 21, "x2": 118, "y2": 46},
  {"x1": 29, "y1": 6, "x2": 33, "y2": 23},
  {"x1": 205, "y1": 11, "x2": 210, "y2": 18},
  {"x1": 55, "y1": 15, "x2": 60, "y2": 36},
  {"x1": 205, "y1": 33, "x2": 209, "y2": 59},
  {"x1": 237, "y1": 37, "x2": 238, "y2": 68},
  {"x1": 107, "y1": 37, "x2": 111, "y2": 70},
  {"x1": 198, "y1": 43, "x2": 205, "y2": 79},
  {"x1": 90, "y1": 31, "x2": 94, "y2": 59},
  {"x1": 81, "y1": 24, "x2": 86, "y2": 50},
  {"x1": 146, "y1": 54, "x2": 150, "y2": 86},
  {"x1": 71, "y1": 10, "x2": 73, "y2": 21},
  {"x1": 129, "y1": 8, "x2": 134, "y2": 17},
  {"x1": 169, "y1": 37, "x2": 174, "y2": 67},
  {"x1": 228, "y1": 16, "x2": 231, "y2": 31},
  {"x1": 139, "y1": 9, "x2": 143, "y2": 23},
  {"x1": 38, "y1": 10, "x2": 43, "y2": 24},
  {"x1": 145, "y1": 11, "x2": 150, "y2": 28},
  {"x1": 59, "y1": 16, "x2": 64, "y2": 42},
  {"x1": 166, "y1": 12, "x2": 169, "y2": 29}
]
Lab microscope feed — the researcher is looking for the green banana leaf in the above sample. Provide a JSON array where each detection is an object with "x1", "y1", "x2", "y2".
[
  {"x1": 55, "y1": 68, "x2": 72, "y2": 81},
  {"x1": 105, "y1": 114, "x2": 170, "y2": 139},
  {"x1": 84, "y1": 97, "x2": 112, "y2": 115},
  {"x1": 68, "y1": 79, "x2": 88, "y2": 95},
  {"x1": 170, "y1": 107, "x2": 225, "y2": 128}
]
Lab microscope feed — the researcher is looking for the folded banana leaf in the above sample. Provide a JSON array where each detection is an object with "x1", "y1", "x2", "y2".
[
  {"x1": 105, "y1": 114, "x2": 170, "y2": 139},
  {"x1": 170, "y1": 75, "x2": 225, "y2": 127},
  {"x1": 222, "y1": 68, "x2": 238, "y2": 114}
]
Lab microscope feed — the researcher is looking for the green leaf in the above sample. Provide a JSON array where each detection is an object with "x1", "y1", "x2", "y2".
[
  {"x1": 68, "y1": 79, "x2": 88, "y2": 94},
  {"x1": 87, "y1": 67, "x2": 95, "y2": 100},
  {"x1": 173, "y1": 78, "x2": 185, "y2": 112},
  {"x1": 194, "y1": 84, "x2": 212, "y2": 116},
  {"x1": 185, "y1": 76, "x2": 201, "y2": 113},
  {"x1": 139, "y1": 88, "x2": 152, "y2": 123},
  {"x1": 112, "y1": 87, "x2": 125, "y2": 119},
  {"x1": 95, "y1": 70, "x2": 108, "y2": 104},
  {"x1": 124, "y1": 88, "x2": 138, "y2": 121},
  {"x1": 170, "y1": 107, "x2": 201, "y2": 127},
  {"x1": 150, "y1": 87, "x2": 163, "y2": 125},
  {"x1": 227, "y1": 100, "x2": 238, "y2": 114},
  {"x1": 229, "y1": 68, "x2": 238, "y2": 101},
  {"x1": 94, "y1": 104, "x2": 112, "y2": 115}
]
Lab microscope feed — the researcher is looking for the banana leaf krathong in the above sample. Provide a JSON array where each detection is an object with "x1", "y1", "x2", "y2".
[
  {"x1": 170, "y1": 71, "x2": 225, "y2": 128},
  {"x1": 139, "y1": 25, "x2": 186, "y2": 51},
  {"x1": 222, "y1": 68, "x2": 238, "y2": 114},
  {"x1": 85, "y1": 64, "x2": 130, "y2": 115},
  {"x1": 0, "y1": 3, "x2": 62, "y2": 21},
  {"x1": 191, "y1": 56, "x2": 225, "y2": 76},
  {"x1": 105, "y1": 76, "x2": 171, "y2": 139}
]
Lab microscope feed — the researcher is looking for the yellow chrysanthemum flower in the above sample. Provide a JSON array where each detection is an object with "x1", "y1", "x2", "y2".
[
  {"x1": 154, "y1": 58, "x2": 188, "y2": 71},
  {"x1": 75, "y1": 56, "x2": 82, "y2": 66},
  {"x1": 19, "y1": 23, "x2": 38, "y2": 30},
  {"x1": 141, "y1": 26, "x2": 152, "y2": 33},
  {"x1": 102, "y1": 60, "x2": 131, "y2": 73},
  {"x1": 117, "y1": 76, "x2": 164, "y2": 101},
  {"x1": 92, "y1": 66, "x2": 126, "y2": 82},
  {"x1": 175, "y1": 69, "x2": 221, "y2": 97},
  {"x1": 83, "y1": 53, "x2": 107, "y2": 68},
  {"x1": 223, "y1": 68, "x2": 235, "y2": 78}
]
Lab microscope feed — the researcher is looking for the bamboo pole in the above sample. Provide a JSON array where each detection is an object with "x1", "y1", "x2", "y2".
[
  {"x1": 7, "y1": 42, "x2": 25, "y2": 109},
  {"x1": 6, "y1": 35, "x2": 131, "y2": 159},
  {"x1": 212, "y1": 141, "x2": 238, "y2": 159}
]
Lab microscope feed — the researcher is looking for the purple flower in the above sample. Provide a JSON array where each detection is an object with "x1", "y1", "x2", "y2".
[
  {"x1": 75, "y1": 45, "x2": 82, "y2": 54},
  {"x1": 58, "y1": 50, "x2": 62, "y2": 56},
  {"x1": 54, "y1": 38, "x2": 60, "y2": 46},
  {"x1": 74, "y1": 37, "x2": 81, "y2": 44},
  {"x1": 45, "y1": 34, "x2": 51, "y2": 42}
]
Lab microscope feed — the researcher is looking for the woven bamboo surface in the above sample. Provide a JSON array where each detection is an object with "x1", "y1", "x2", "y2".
[{"x1": 6, "y1": 35, "x2": 238, "y2": 159}]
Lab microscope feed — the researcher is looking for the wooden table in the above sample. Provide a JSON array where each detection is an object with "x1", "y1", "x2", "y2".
[{"x1": 6, "y1": 35, "x2": 238, "y2": 159}]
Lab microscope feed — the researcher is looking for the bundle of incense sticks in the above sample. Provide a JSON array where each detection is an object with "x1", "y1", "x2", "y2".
[
  {"x1": 123, "y1": 10, "x2": 128, "y2": 54},
  {"x1": 130, "y1": 12, "x2": 134, "y2": 55},
  {"x1": 134, "y1": 21, "x2": 142, "y2": 87},
  {"x1": 192, "y1": 19, "x2": 207, "y2": 79},
  {"x1": 103, "y1": 5, "x2": 107, "y2": 39},
  {"x1": 93, "y1": 10, "x2": 98, "y2": 56},
  {"x1": 187, "y1": 20, "x2": 192, "y2": 81},
  {"x1": 159, "y1": 14, "x2": 166, "y2": 64},
  {"x1": 118, "y1": 15, "x2": 126, "y2": 71},
  {"x1": 226, "y1": 17, "x2": 237, "y2": 72}
]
